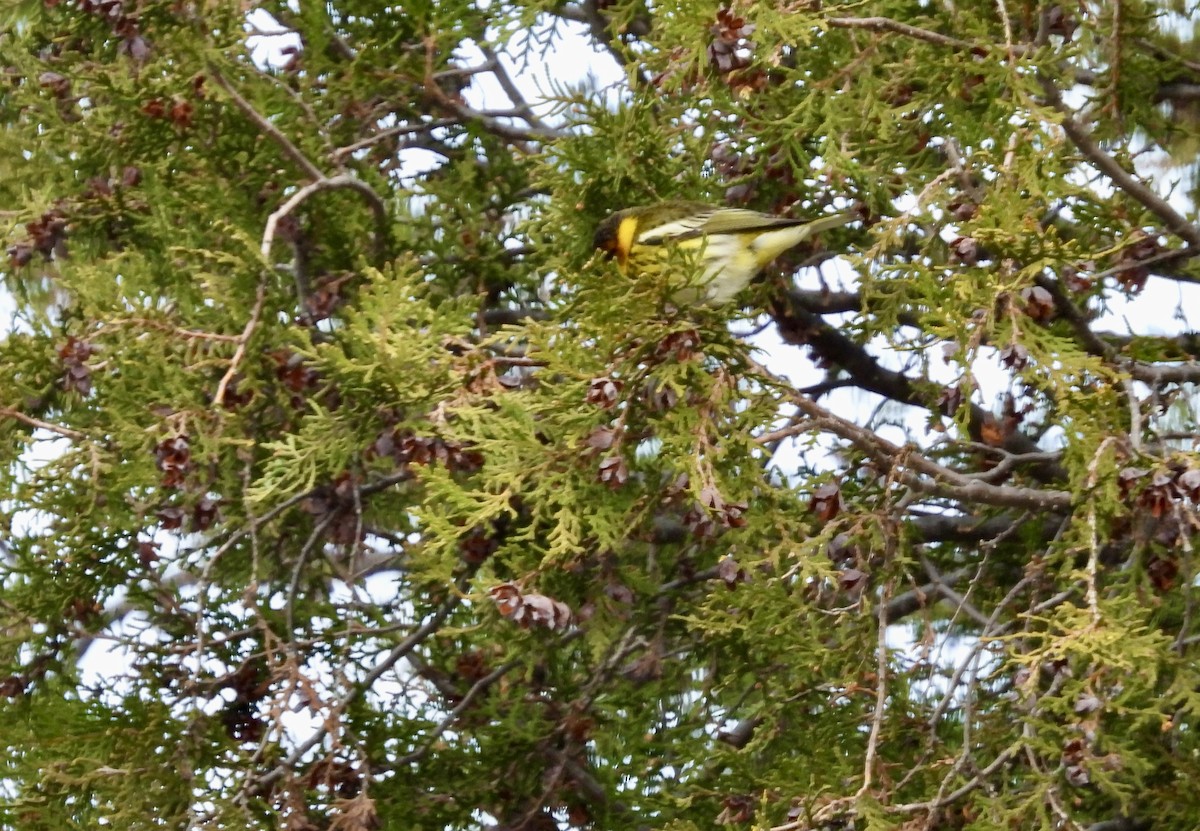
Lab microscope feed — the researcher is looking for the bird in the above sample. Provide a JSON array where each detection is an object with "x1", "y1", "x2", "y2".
[{"x1": 592, "y1": 201, "x2": 856, "y2": 305}]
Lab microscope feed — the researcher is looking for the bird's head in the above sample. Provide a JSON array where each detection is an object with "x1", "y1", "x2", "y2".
[{"x1": 592, "y1": 208, "x2": 641, "y2": 269}]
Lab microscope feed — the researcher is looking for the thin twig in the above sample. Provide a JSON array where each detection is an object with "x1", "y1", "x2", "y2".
[
  {"x1": 394, "y1": 660, "x2": 520, "y2": 767},
  {"x1": 750, "y1": 358, "x2": 1074, "y2": 512},
  {"x1": 330, "y1": 119, "x2": 458, "y2": 162},
  {"x1": 887, "y1": 741, "x2": 1027, "y2": 816},
  {"x1": 924, "y1": 573, "x2": 1035, "y2": 731},
  {"x1": 824, "y1": 16, "x2": 981, "y2": 51},
  {"x1": 1123, "y1": 378, "x2": 1143, "y2": 452},
  {"x1": 211, "y1": 68, "x2": 325, "y2": 182},
  {"x1": 243, "y1": 573, "x2": 474, "y2": 796},
  {"x1": 0, "y1": 406, "x2": 86, "y2": 441},
  {"x1": 1084, "y1": 437, "x2": 1118, "y2": 625},
  {"x1": 995, "y1": 0, "x2": 1014, "y2": 57},
  {"x1": 212, "y1": 279, "x2": 267, "y2": 409},
  {"x1": 1039, "y1": 75, "x2": 1200, "y2": 248},
  {"x1": 858, "y1": 582, "x2": 891, "y2": 797},
  {"x1": 1089, "y1": 245, "x2": 1200, "y2": 282},
  {"x1": 261, "y1": 173, "x2": 388, "y2": 264},
  {"x1": 285, "y1": 514, "x2": 334, "y2": 636},
  {"x1": 97, "y1": 317, "x2": 244, "y2": 343},
  {"x1": 919, "y1": 557, "x2": 992, "y2": 627},
  {"x1": 478, "y1": 44, "x2": 552, "y2": 133}
]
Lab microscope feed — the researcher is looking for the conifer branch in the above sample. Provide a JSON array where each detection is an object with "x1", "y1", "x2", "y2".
[
  {"x1": 752, "y1": 358, "x2": 1074, "y2": 512},
  {"x1": 478, "y1": 44, "x2": 553, "y2": 135},
  {"x1": 770, "y1": 294, "x2": 1067, "y2": 482},
  {"x1": 211, "y1": 68, "x2": 326, "y2": 183},
  {"x1": 1039, "y1": 75, "x2": 1200, "y2": 248},
  {"x1": 0, "y1": 406, "x2": 86, "y2": 441},
  {"x1": 212, "y1": 279, "x2": 267, "y2": 409},
  {"x1": 823, "y1": 16, "x2": 986, "y2": 52},
  {"x1": 244, "y1": 570, "x2": 477, "y2": 797}
]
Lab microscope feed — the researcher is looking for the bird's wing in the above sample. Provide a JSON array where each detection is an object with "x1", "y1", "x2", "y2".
[
  {"x1": 639, "y1": 207, "x2": 807, "y2": 245},
  {"x1": 636, "y1": 208, "x2": 719, "y2": 245},
  {"x1": 696, "y1": 208, "x2": 803, "y2": 235}
]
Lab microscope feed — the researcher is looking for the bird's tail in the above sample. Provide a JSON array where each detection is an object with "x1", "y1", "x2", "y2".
[
  {"x1": 795, "y1": 211, "x2": 857, "y2": 239},
  {"x1": 750, "y1": 211, "x2": 857, "y2": 268}
]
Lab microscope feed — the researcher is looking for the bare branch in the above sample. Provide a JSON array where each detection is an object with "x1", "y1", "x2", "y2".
[
  {"x1": 392, "y1": 657, "x2": 523, "y2": 767},
  {"x1": 781, "y1": 287, "x2": 864, "y2": 315},
  {"x1": 421, "y1": 36, "x2": 564, "y2": 143},
  {"x1": 770, "y1": 294, "x2": 1068, "y2": 482},
  {"x1": 478, "y1": 44, "x2": 553, "y2": 134},
  {"x1": 1031, "y1": 274, "x2": 1200, "y2": 385},
  {"x1": 890, "y1": 741, "x2": 1027, "y2": 815},
  {"x1": 210, "y1": 69, "x2": 325, "y2": 183},
  {"x1": 1090, "y1": 244, "x2": 1200, "y2": 282},
  {"x1": 0, "y1": 406, "x2": 86, "y2": 441},
  {"x1": 212, "y1": 279, "x2": 267, "y2": 409},
  {"x1": 919, "y1": 557, "x2": 992, "y2": 627},
  {"x1": 451, "y1": 103, "x2": 564, "y2": 141},
  {"x1": 330, "y1": 118, "x2": 458, "y2": 163},
  {"x1": 1039, "y1": 75, "x2": 1200, "y2": 247},
  {"x1": 883, "y1": 566, "x2": 973, "y2": 623},
  {"x1": 1086, "y1": 817, "x2": 1150, "y2": 831},
  {"x1": 261, "y1": 172, "x2": 388, "y2": 265},
  {"x1": 553, "y1": 0, "x2": 651, "y2": 85},
  {"x1": 857, "y1": 584, "x2": 891, "y2": 796},
  {"x1": 824, "y1": 16, "x2": 983, "y2": 51},
  {"x1": 1129, "y1": 362, "x2": 1200, "y2": 385},
  {"x1": 751, "y1": 358, "x2": 1074, "y2": 511},
  {"x1": 1084, "y1": 439, "x2": 1119, "y2": 624},
  {"x1": 244, "y1": 572, "x2": 475, "y2": 797}
]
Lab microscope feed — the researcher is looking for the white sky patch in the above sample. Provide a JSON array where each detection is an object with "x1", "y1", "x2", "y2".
[{"x1": 244, "y1": 10, "x2": 301, "y2": 67}]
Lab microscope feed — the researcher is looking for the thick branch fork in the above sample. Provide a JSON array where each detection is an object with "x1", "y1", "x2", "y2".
[{"x1": 752, "y1": 360, "x2": 1073, "y2": 512}]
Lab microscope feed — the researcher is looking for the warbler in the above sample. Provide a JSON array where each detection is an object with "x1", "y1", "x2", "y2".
[{"x1": 593, "y1": 201, "x2": 856, "y2": 305}]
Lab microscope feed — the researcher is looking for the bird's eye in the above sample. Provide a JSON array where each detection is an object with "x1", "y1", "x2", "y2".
[
  {"x1": 592, "y1": 230, "x2": 619, "y2": 259},
  {"x1": 592, "y1": 223, "x2": 620, "y2": 259}
]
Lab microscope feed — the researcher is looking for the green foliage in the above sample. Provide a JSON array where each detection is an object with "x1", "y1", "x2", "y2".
[{"x1": 4, "y1": 0, "x2": 1200, "y2": 829}]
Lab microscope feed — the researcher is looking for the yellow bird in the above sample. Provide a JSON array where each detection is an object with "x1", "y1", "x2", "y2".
[{"x1": 593, "y1": 201, "x2": 856, "y2": 305}]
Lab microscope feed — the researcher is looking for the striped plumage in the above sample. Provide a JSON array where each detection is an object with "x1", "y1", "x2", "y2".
[{"x1": 593, "y1": 201, "x2": 855, "y2": 305}]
